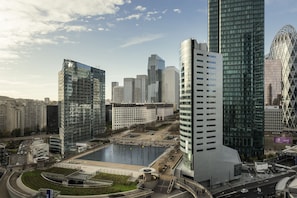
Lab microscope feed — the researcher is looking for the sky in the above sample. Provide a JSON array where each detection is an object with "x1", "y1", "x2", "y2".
[{"x1": 0, "y1": 0, "x2": 297, "y2": 101}]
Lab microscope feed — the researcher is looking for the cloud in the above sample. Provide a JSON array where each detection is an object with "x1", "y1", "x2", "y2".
[
  {"x1": 0, "y1": 79, "x2": 26, "y2": 86},
  {"x1": 173, "y1": 9, "x2": 181, "y2": 14},
  {"x1": 64, "y1": 25, "x2": 91, "y2": 32},
  {"x1": 135, "y1": 5, "x2": 146, "y2": 12},
  {"x1": 116, "y1": 13, "x2": 142, "y2": 21},
  {"x1": 120, "y1": 33, "x2": 164, "y2": 48},
  {"x1": 96, "y1": 16, "x2": 105, "y2": 20},
  {"x1": 106, "y1": 23, "x2": 115, "y2": 28},
  {"x1": 0, "y1": 66, "x2": 12, "y2": 71},
  {"x1": 145, "y1": 11, "x2": 160, "y2": 21},
  {"x1": 98, "y1": 27, "x2": 110, "y2": 31},
  {"x1": 0, "y1": 0, "x2": 128, "y2": 62}
]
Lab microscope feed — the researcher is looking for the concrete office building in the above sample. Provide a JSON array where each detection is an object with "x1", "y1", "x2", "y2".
[
  {"x1": 123, "y1": 78, "x2": 135, "y2": 103},
  {"x1": 178, "y1": 39, "x2": 241, "y2": 186},
  {"x1": 113, "y1": 86, "x2": 124, "y2": 103},
  {"x1": 264, "y1": 59, "x2": 282, "y2": 106},
  {"x1": 208, "y1": 0, "x2": 265, "y2": 158},
  {"x1": 134, "y1": 75, "x2": 148, "y2": 103},
  {"x1": 147, "y1": 54, "x2": 165, "y2": 103},
  {"x1": 112, "y1": 103, "x2": 173, "y2": 130},
  {"x1": 58, "y1": 59, "x2": 105, "y2": 156},
  {"x1": 162, "y1": 66, "x2": 179, "y2": 110},
  {"x1": 269, "y1": 25, "x2": 297, "y2": 128},
  {"x1": 264, "y1": 106, "x2": 283, "y2": 133},
  {"x1": 111, "y1": 82, "x2": 119, "y2": 102}
]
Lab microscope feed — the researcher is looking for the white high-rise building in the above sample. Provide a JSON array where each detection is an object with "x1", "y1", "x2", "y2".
[
  {"x1": 178, "y1": 38, "x2": 241, "y2": 186},
  {"x1": 123, "y1": 78, "x2": 135, "y2": 103},
  {"x1": 162, "y1": 66, "x2": 179, "y2": 110},
  {"x1": 134, "y1": 75, "x2": 148, "y2": 103}
]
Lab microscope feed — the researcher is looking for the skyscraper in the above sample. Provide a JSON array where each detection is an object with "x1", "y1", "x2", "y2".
[
  {"x1": 123, "y1": 78, "x2": 135, "y2": 103},
  {"x1": 162, "y1": 66, "x2": 179, "y2": 110},
  {"x1": 269, "y1": 25, "x2": 297, "y2": 128},
  {"x1": 147, "y1": 54, "x2": 165, "y2": 103},
  {"x1": 58, "y1": 59, "x2": 105, "y2": 156},
  {"x1": 179, "y1": 39, "x2": 241, "y2": 186},
  {"x1": 264, "y1": 59, "x2": 282, "y2": 106},
  {"x1": 111, "y1": 81, "x2": 119, "y2": 102},
  {"x1": 134, "y1": 75, "x2": 148, "y2": 103},
  {"x1": 113, "y1": 86, "x2": 124, "y2": 103},
  {"x1": 208, "y1": 0, "x2": 265, "y2": 158}
]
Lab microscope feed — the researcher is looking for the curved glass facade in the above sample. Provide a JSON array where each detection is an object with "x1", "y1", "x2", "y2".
[
  {"x1": 179, "y1": 39, "x2": 194, "y2": 169},
  {"x1": 269, "y1": 25, "x2": 297, "y2": 128}
]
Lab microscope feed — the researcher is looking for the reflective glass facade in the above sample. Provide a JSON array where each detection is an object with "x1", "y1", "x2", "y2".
[
  {"x1": 269, "y1": 25, "x2": 297, "y2": 128},
  {"x1": 264, "y1": 59, "x2": 282, "y2": 106},
  {"x1": 147, "y1": 54, "x2": 165, "y2": 103},
  {"x1": 59, "y1": 59, "x2": 105, "y2": 155},
  {"x1": 208, "y1": 0, "x2": 264, "y2": 158}
]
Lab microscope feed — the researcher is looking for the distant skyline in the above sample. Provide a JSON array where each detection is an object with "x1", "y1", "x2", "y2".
[{"x1": 0, "y1": 0, "x2": 297, "y2": 100}]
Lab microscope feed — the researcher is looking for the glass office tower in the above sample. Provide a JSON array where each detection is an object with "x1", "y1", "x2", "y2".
[
  {"x1": 208, "y1": 0, "x2": 264, "y2": 158},
  {"x1": 147, "y1": 54, "x2": 165, "y2": 103},
  {"x1": 59, "y1": 59, "x2": 105, "y2": 156}
]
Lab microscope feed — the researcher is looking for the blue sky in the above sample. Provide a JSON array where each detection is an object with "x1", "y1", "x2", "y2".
[{"x1": 0, "y1": 0, "x2": 296, "y2": 101}]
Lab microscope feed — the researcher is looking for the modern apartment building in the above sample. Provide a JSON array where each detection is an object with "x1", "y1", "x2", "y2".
[
  {"x1": 147, "y1": 54, "x2": 165, "y2": 103},
  {"x1": 58, "y1": 59, "x2": 105, "y2": 156},
  {"x1": 162, "y1": 66, "x2": 179, "y2": 110},
  {"x1": 0, "y1": 98, "x2": 47, "y2": 136},
  {"x1": 264, "y1": 59, "x2": 282, "y2": 106},
  {"x1": 269, "y1": 25, "x2": 297, "y2": 128},
  {"x1": 178, "y1": 39, "x2": 241, "y2": 186},
  {"x1": 208, "y1": 0, "x2": 265, "y2": 158}
]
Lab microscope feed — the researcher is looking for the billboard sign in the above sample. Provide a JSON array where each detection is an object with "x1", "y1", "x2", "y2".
[{"x1": 274, "y1": 137, "x2": 291, "y2": 144}]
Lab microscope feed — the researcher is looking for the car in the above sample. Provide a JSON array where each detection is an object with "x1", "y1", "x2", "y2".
[{"x1": 241, "y1": 188, "x2": 249, "y2": 193}]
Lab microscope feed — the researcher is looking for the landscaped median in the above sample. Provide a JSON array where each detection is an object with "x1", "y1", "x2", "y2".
[{"x1": 21, "y1": 167, "x2": 138, "y2": 196}]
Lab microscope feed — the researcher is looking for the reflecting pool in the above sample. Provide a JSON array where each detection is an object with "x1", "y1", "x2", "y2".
[{"x1": 79, "y1": 144, "x2": 166, "y2": 166}]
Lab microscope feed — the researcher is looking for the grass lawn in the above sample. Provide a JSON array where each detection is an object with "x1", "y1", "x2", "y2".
[{"x1": 21, "y1": 169, "x2": 137, "y2": 195}]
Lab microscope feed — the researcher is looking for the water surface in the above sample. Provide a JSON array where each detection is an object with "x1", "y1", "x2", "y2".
[{"x1": 79, "y1": 144, "x2": 166, "y2": 166}]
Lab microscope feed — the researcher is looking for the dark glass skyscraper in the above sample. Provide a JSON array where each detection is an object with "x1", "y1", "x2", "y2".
[
  {"x1": 59, "y1": 59, "x2": 105, "y2": 156},
  {"x1": 208, "y1": 0, "x2": 264, "y2": 158},
  {"x1": 147, "y1": 54, "x2": 165, "y2": 103}
]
